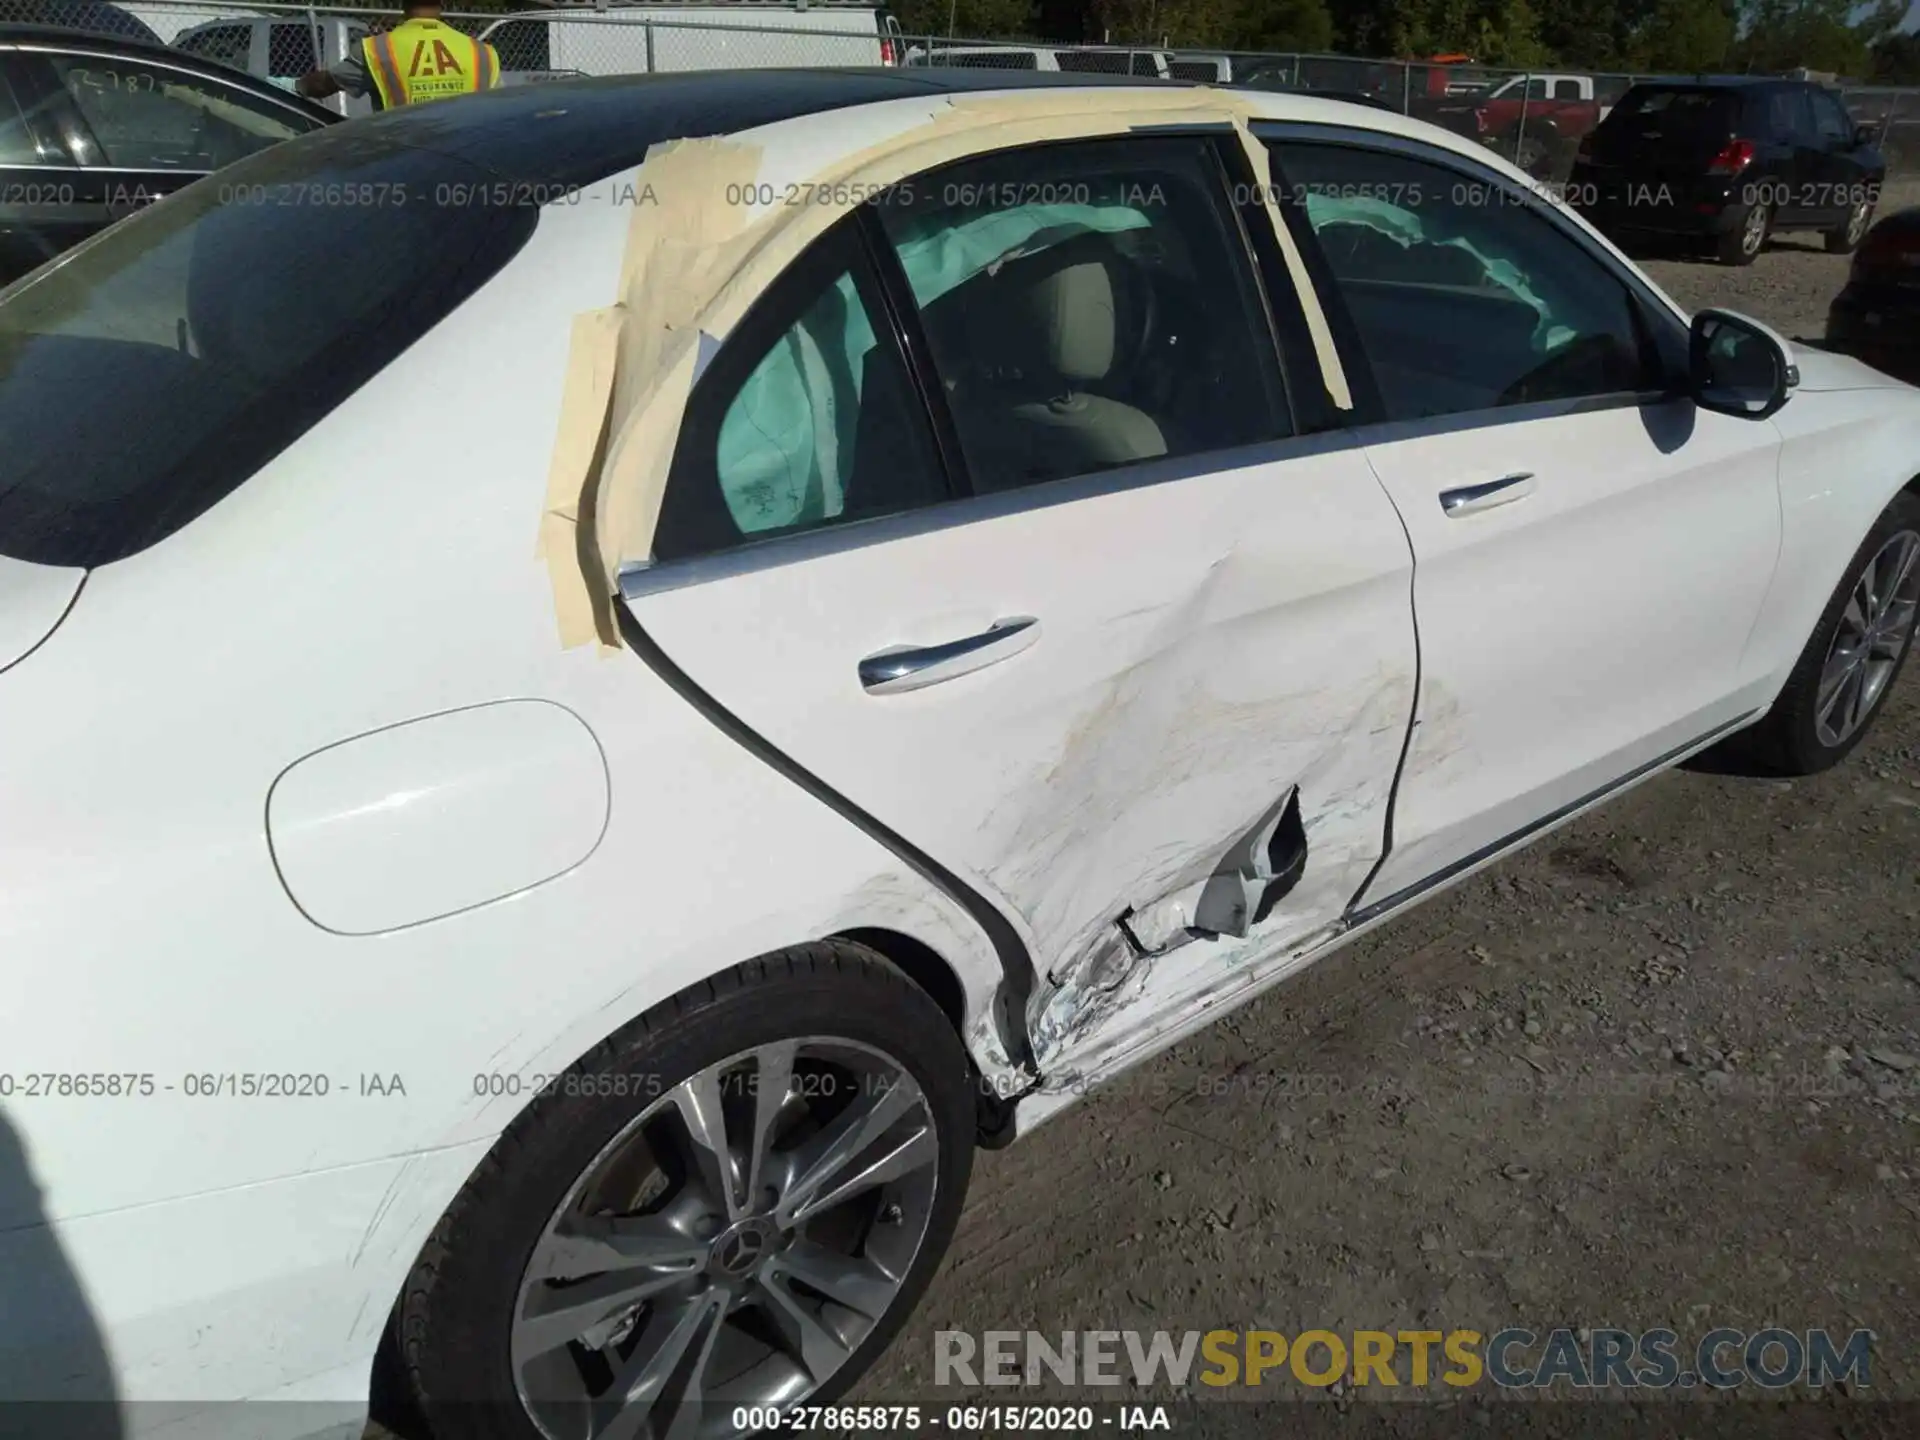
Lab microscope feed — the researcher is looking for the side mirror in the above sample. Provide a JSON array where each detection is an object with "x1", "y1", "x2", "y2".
[
  {"x1": 1853, "y1": 123, "x2": 1875, "y2": 150},
  {"x1": 1689, "y1": 308, "x2": 1795, "y2": 420}
]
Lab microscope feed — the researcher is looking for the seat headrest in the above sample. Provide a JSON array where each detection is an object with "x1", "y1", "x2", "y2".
[{"x1": 961, "y1": 238, "x2": 1126, "y2": 387}]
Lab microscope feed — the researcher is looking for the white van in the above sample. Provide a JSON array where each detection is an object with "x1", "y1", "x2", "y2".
[
  {"x1": 482, "y1": 0, "x2": 903, "y2": 78},
  {"x1": 171, "y1": 12, "x2": 375, "y2": 116},
  {"x1": 118, "y1": 3, "x2": 247, "y2": 44}
]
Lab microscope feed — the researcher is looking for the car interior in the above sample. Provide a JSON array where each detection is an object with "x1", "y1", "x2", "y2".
[
  {"x1": 907, "y1": 181, "x2": 1282, "y2": 490},
  {"x1": 667, "y1": 163, "x2": 1288, "y2": 560}
]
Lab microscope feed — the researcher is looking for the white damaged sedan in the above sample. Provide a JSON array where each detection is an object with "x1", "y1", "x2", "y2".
[{"x1": 1, "y1": 67, "x2": 1917, "y2": 1440}]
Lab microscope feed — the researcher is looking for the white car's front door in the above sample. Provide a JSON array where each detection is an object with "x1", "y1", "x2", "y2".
[
  {"x1": 619, "y1": 134, "x2": 1418, "y2": 1066},
  {"x1": 1264, "y1": 135, "x2": 1784, "y2": 908}
]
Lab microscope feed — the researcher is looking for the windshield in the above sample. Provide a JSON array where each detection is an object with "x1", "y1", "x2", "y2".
[{"x1": 0, "y1": 128, "x2": 536, "y2": 568}]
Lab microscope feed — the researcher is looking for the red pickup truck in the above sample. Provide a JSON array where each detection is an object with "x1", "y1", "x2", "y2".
[
  {"x1": 1469, "y1": 73, "x2": 1623, "y2": 174},
  {"x1": 1418, "y1": 73, "x2": 1627, "y2": 174}
]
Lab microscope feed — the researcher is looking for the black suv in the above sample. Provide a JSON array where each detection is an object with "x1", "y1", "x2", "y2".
[{"x1": 1567, "y1": 76, "x2": 1884, "y2": 266}]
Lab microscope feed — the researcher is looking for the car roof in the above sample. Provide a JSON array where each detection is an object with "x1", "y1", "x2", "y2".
[
  {"x1": 1625, "y1": 75, "x2": 1799, "y2": 90},
  {"x1": 0, "y1": 23, "x2": 340, "y2": 122},
  {"x1": 351, "y1": 67, "x2": 1190, "y2": 185}
]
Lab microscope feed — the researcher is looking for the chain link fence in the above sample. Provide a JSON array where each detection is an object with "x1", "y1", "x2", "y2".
[{"x1": 4, "y1": 0, "x2": 1916, "y2": 175}]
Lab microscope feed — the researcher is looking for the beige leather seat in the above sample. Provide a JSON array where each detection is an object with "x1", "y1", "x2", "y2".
[{"x1": 949, "y1": 244, "x2": 1167, "y2": 490}]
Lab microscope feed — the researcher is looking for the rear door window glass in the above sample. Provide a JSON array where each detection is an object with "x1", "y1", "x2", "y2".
[
  {"x1": 874, "y1": 136, "x2": 1291, "y2": 492},
  {"x1": 652, "y1": 217, "x2": 947, "y2": 562},
  {"x1": 0, "y1": 133, "x2": 536, "y2": 567},
  {"x1": 1810, "y1": 91, "x2": 1853, "y2": 145},
  {"x1": 1770, "y1": 88, "x2": 1816, "y2": 143}
]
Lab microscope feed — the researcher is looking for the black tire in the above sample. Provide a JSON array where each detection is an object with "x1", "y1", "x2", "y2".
[
  {"x1": 1726, "y1": 491, "x2": 1920, "y2": 776},
  {"x1": 1825, "y1": 199, "x2": 1875, "y2": 255},
  {"x1": 400, "y1": 941, "x2": 977, "y2": 1440},
  {"x1": 1717, "y1": 201, "x2": 1769, "y2": 266}
]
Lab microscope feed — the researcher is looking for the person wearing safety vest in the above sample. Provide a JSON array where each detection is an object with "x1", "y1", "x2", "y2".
[{"x1": 297, "y1": 0, "x2": 499, "y2": 110}]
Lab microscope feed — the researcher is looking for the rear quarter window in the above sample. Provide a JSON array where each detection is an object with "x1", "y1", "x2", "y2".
[{"x1": 0, "y1": 132, "x2": 536, "y2": 568}]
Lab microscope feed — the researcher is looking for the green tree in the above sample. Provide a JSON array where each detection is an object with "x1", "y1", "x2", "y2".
[
  {"x1": 1330, "y1": 0, "x2": 1549, "y2": 65},
  {"x1": 1628, "y1": 0, "x2": 1736, "y2": 71},
  {"x1": 1226, "y1": 0, "x2": 1336, "y2": 52},
  {"x1": 1731, "y1": 0, "x2": 1906, "y2": 77},
  {"x1": 1870, "y1": 30, "x2": 1920, "y2": 84},
  {"x1": 892, "y1": 0, "x2": 1039, "y2": 40}
]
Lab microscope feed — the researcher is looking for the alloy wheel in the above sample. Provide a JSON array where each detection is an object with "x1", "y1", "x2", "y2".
[
  {"x1": 1815, "y1": 529, "x2": 1920, "y2": 748},
  {"x1": 510, "y1": 1039, "x2": 941, "y2": 1440},
  {"x1": 1847, "y1": 201, "x2": 1871, "y2": 246},
  {"x1": 1741, "y1": 203, "x2": 1769, "y2": 256}
]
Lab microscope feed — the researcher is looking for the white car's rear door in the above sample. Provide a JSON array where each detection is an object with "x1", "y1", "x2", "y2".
[{"x1": 618, "y1": 134, "x2": 1417, "y2": 1052}]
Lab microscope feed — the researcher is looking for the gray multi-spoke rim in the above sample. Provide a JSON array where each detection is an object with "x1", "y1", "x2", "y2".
[
  {"x1": 1742, "y1": 204, "x2": 1768, "y2": 255},
  {"x1": 1816, "y1": 529, "x2": 1920, "y2": 748},
  {"x1": 1847, "y1": 201, "x2": 1871, "y2": 245},
  {"x1": 511, "y1": 1039, "x2": 941, "y2": 1440}
]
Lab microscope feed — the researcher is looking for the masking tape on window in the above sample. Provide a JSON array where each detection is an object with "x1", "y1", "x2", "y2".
[
  {"x1": 540, "y1": 88, "x2": 1358, "y2": 650},
  {"x1": 1230, "y1": 117, "x2": 1352, "y2": 412}
]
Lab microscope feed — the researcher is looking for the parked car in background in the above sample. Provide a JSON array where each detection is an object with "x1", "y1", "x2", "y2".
[
  {"x1": 1234, "y1": 66, "x2": 1396, "y2": 111},
  {"x1": 174, "y1": 12, "x2": 374, "y2": 117},
  {"x1": 1425, "y1": 72, "x2": 1620, "y2": 173},
  {"x1": 118, "y1": 2, "x2": 240, "y2": 44},
  {"x1": 1567, "y1": 77, "x2": 1884, "y2": 265},
  {"x1": 0, "y1": 23, "x2": 335, "y2": 286},
  {"x1": 1238, "y1": 53, "x2": 1401, "y2": 102},
  {"x1": 484, "y1": 0, "x2": 903, "y2": 79},
  {"x1": 4, "y1": 65, "x2": 1919, "y2": 1440},
  {"x1": 1827, "y1": 205, "x2": 1920, "y2": 381}
]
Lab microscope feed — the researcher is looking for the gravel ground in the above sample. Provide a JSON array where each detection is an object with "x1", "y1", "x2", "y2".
[
  {"x1": 1638, "y1": 178, "x2": 1920, "y2": 341},
  {"x1": 863, "y1": 684, "x2": 1920, "y2": 1427},
  {"x1": 370, "y1": 182, "x2": 1920, "y2": 1440}
]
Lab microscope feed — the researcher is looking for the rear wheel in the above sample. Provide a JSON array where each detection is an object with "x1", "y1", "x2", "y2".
[
  {"x1": 1825, "y1": 198, "x2": 1874, "y2": 255},
  {"x1": 1718, "y1": 200, "x2": 1770, "y2": 266},
  {"x1": 402, "y1": 942, "x2": 977, "y2": 1440},
  {"x1": 1730, "y1": 492, "x2": 1920, "y2": 775}
]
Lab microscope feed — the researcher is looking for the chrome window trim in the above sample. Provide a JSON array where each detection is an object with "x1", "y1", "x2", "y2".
[
  {"x1": 617, "y1": 384, "x2": 1649, "y2": 603},
  {"x1": 620, "y1": 428, "x2": 1365, "y2": 601}
]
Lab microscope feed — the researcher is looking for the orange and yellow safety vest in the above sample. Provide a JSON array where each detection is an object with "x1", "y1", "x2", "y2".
[{"x1": 363, "y1": 18, "x2": 498, "y2": 108}]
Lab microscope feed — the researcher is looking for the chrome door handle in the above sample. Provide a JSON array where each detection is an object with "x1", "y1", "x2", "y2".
[
  {"x1": 1439, "y1": 472, "x2": 1536, "y2": 517},
  {"x1": 858, "y1": 617, "x2": 1040, "y2": 695}
]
